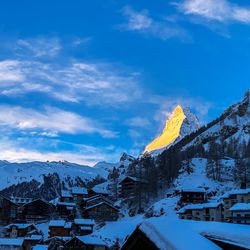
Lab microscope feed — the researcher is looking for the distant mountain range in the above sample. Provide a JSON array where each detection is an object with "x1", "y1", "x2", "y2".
[{"x1": 0, "y1": 90, "x2": 249, "y2": 204}]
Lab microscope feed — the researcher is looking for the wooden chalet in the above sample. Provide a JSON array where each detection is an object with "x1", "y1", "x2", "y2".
[
  {"x1": 71, "y1": 187, "x2": 88, "y2": 205},
  {"x1": 82, "y1": 201, "x2": 119, "y2": 221},
  {"x1": 10, "y1": 197, "x2": 33, "y2": 206},
  {"x1": 4, "y1": 223, "x2": 37, "y2": 238},
  {"x1": 73, "y1": 218, "x2": 95, "y2": 236},
  {"x1": 0, "y1": 194, "x2": 18, "y2": 224},
  {"x1": 82, "y1": 194, "x2": 113, "y2": 209},
  {"x1": 23, "y1": 235, "x2": 43, "y2": 250},
  {"x1": 180, "y1": 188, "x2": 207, "y2": 206},
  {"x1": 56, "y1": 201, "x2": 76, "y2": 219},
  {"x1": 60, "y1": 190, "x2": 73, "y2": 203},
  {"x1": 65, "y1": 235, "x2": 108, "y2": 250},
  {"x1": 119, "y1": 176, "x2": 146, "y2": 200},
  {"x1": 20, "y1": 199, "x2": 55, "y2": 222},
  {"x1": 48, "y1": 220, "x2": 72, "y2": 238}
]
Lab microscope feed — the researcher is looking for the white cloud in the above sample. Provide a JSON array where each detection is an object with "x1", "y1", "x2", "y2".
[
  {"x1": 126, "y1": 117, "x2": 150, "y2": 127},
  {"x1": 0, "y1": 59, "x2": 142, "y2": 106},
  {"x1": 178, "y1": 0, "x2": 250, "y2": 24},
  {"x1": 0, "y1": 137, "x2": 125, "y2": 166},
  {"x1": 15, "y1": 37, "x2": 61, "y2": 57},
  {"x1": 120, "y1": 6, "x2": 190, "y2": 41},
  {"x1": 0, "y1": 105, "x2": 117, "y2": 138}
]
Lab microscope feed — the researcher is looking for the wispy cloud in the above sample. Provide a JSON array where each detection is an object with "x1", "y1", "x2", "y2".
[
  {"x1": 119, "y1": 6, "x2": 190, "y2": 41},
  {"x1": 0, "y1": 105, "x2": 117, "y2": 138},
  {"x1": 0, "y1": 136, "x2": 126, "y2": 165},
  {"x1": 126, "y1": 117, "x2": 150, "y2": 127},
  {"x1": 0, "y1": 59, "x2": 142, "y2": 106},
  {"x1": 15, "y1": 37, "x2": 62, "y2": 58},
  {"x1": 177, "y1": 0, "x2": 250, "y2": 24}
]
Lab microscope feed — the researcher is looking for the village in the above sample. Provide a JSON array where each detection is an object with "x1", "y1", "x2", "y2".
[{"x1": 0, "y1": 175, "x2": 249, "y2": 249}]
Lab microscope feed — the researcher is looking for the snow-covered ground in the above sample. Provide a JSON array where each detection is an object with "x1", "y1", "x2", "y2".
[{"x1": 174, "y1": 158, "x2": 235, "y2": 197}]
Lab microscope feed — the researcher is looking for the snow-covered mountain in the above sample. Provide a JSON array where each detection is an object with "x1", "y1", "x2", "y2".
[
  {"x1": 0, "y1": 160, "x2": 108, "y2": 200},
  {"x1": 144, "y1": 105, "x2": 200, "y2": 154}
]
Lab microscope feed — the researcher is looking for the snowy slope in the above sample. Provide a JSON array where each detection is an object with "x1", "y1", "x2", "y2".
[{"x1": 0, "y1": 160, "x2": 108, "y2": 190}]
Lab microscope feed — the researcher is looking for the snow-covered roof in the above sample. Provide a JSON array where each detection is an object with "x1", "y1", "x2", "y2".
[
  {"x1": 92, "y1": 186, "x2": 109, "y2": 195},
  {"x1": 24, "y1": 235, "x2": 43, "y2": 241},
  {"x1": 49, "y1": 220, "x2": 66, "y2": 227},
  {"x1": 119, "y1": 176, "x2": 143, "y2": 183},
  {"x1": 178, "y1": 202, "x2": 221, "y2": 213},
  {"x1": 61, "y1": 190, "x2": 72, "y2": 198},
  {"x1": 0, "y1": 238, "x2": 24, "y2": 246},
  {"x1": 76, "y1": 236, "x2": 107, "y2": 246},
  {"x1": 80, "y1": 226, "x2": 93, "y2": 231},
  {"x1": 71, "y1": 187, "x2": 88, "y2": 195},
  {"x1": 181, "y1": 187, "x2": 206, "y2": 193},
  {"x1": 49, "y1": 220, "x2": 72, "y2": 229},
  {"x1": 137, "y1": 219, "x2": 220, "y2": 250},
  {"x1": 221, "y1": 188, "x2": 250, "y2": 198},
  {"x1": 5, "y1": 223, "x2": 33, "y2": 229},
  {"x1": 230, "y1": 203, "x2": 250, "y2": 211},
  {"x1": 74, "y1": 218, "x2": 95, "y2": 226},
  {"x1": 65, "y1": 222, "x2": 72, "y2": 229},
  {"x1": 32, "y1": 245, "x2": 48, "y2": 250}
]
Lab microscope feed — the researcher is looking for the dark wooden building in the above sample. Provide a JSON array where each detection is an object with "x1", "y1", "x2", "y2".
[
  {"x1": 82, "y1": 202, "x2": 119, "y2": 221},
  {"x1": 71, "y1": 187, "x2": 88, "y2": 205},
  {"x1": 20, "y1": 199, "x2": 55, "y2": 222},
  {"x1": 119, "y1": 176, "x2": 146, "y2": 200},
  {"x1": 56, "y1": 201, "x2": 76, "y2": 219},
  {"x1": 48, "y1": 220, "x2": 72, "y2": 238},
  {"x1": 65, "y1": 236, "x2": 108, "y2": 250},
  {"x1": 60, "y1": 190, "x2": 73, "y2": 203},
  {"x1": 4, "y1": 223, "x2": 37, "y2": 238},
  {"x1": 180, "y1": 188, "x2": 206, "y2": 206},
  {"x1": 73, "y1": 218, "x2": 95, "y2": 236},
  {"x1": 0, "y1": 194, "x2": 18, "y2": 224}
]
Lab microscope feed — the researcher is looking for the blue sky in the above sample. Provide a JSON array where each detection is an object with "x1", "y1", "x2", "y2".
[{"x1": 0, "y1": 0, "x2": 249, "y2": 165}]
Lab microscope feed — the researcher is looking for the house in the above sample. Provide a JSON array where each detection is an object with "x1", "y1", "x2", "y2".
[
  {"x1": 0, "y1": 194, "x2": 19, "y2": 224},
  {"x1": 119, "y1": 176, "x2": 146, "y2": 200},
  {"x1": 20, "y1": 199, "x2": 55, "y2": 222},
  {"x1": 60, "y1": 190, "x2": 73, "y2": 202},
  {"x1": 64, "y1": 235, "x2": 108, "y2": 250},
  {"x1": 73, "y1": 218, "x2": 95, "y2": 236},
  {"x1": 120, "y1": 220, "x2": 220, "y2": 250},
  {"x1": 60, "y1": 190, "x2": 73, "y2": 203},
  {"x1": 4, "y1": 223, "x2": 37, "y2": 238},
  {"x1": 10, "y1": 197, "x2": 33, "y2": 206},
  {"x1": 71, "y1": 187, "x2": 88, "y2": 205},
  {"x1": 179, "y1": 188, "x2": 207, "y2": 206},
  {"x1": 178, "y1": 202, "x2": 223, "y2": 221},
  {"x1": 82, "y1": 194, "x2": 114, "y2": 209},
  {"x1": 48, "y1": 220, "x2": 72, "y2": 238},
  {"x1": 221, "y1": 188, "x2": 250, "y2": 221},
  {"x1": 229, "y1": 203, "x2": 250, "y2": 224},
  {"x1": 0, "y1": 238, "x2": 24, "y2": 250},
  {"x1": 56, "y1": 201, "x2": 76, "y2": 219},
  {"x1": 82, "y1": 201, "x2": 119, "y2": 221},
  {"x1": 23, "y1": 235, "x2": 43, "y2": 250}
]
